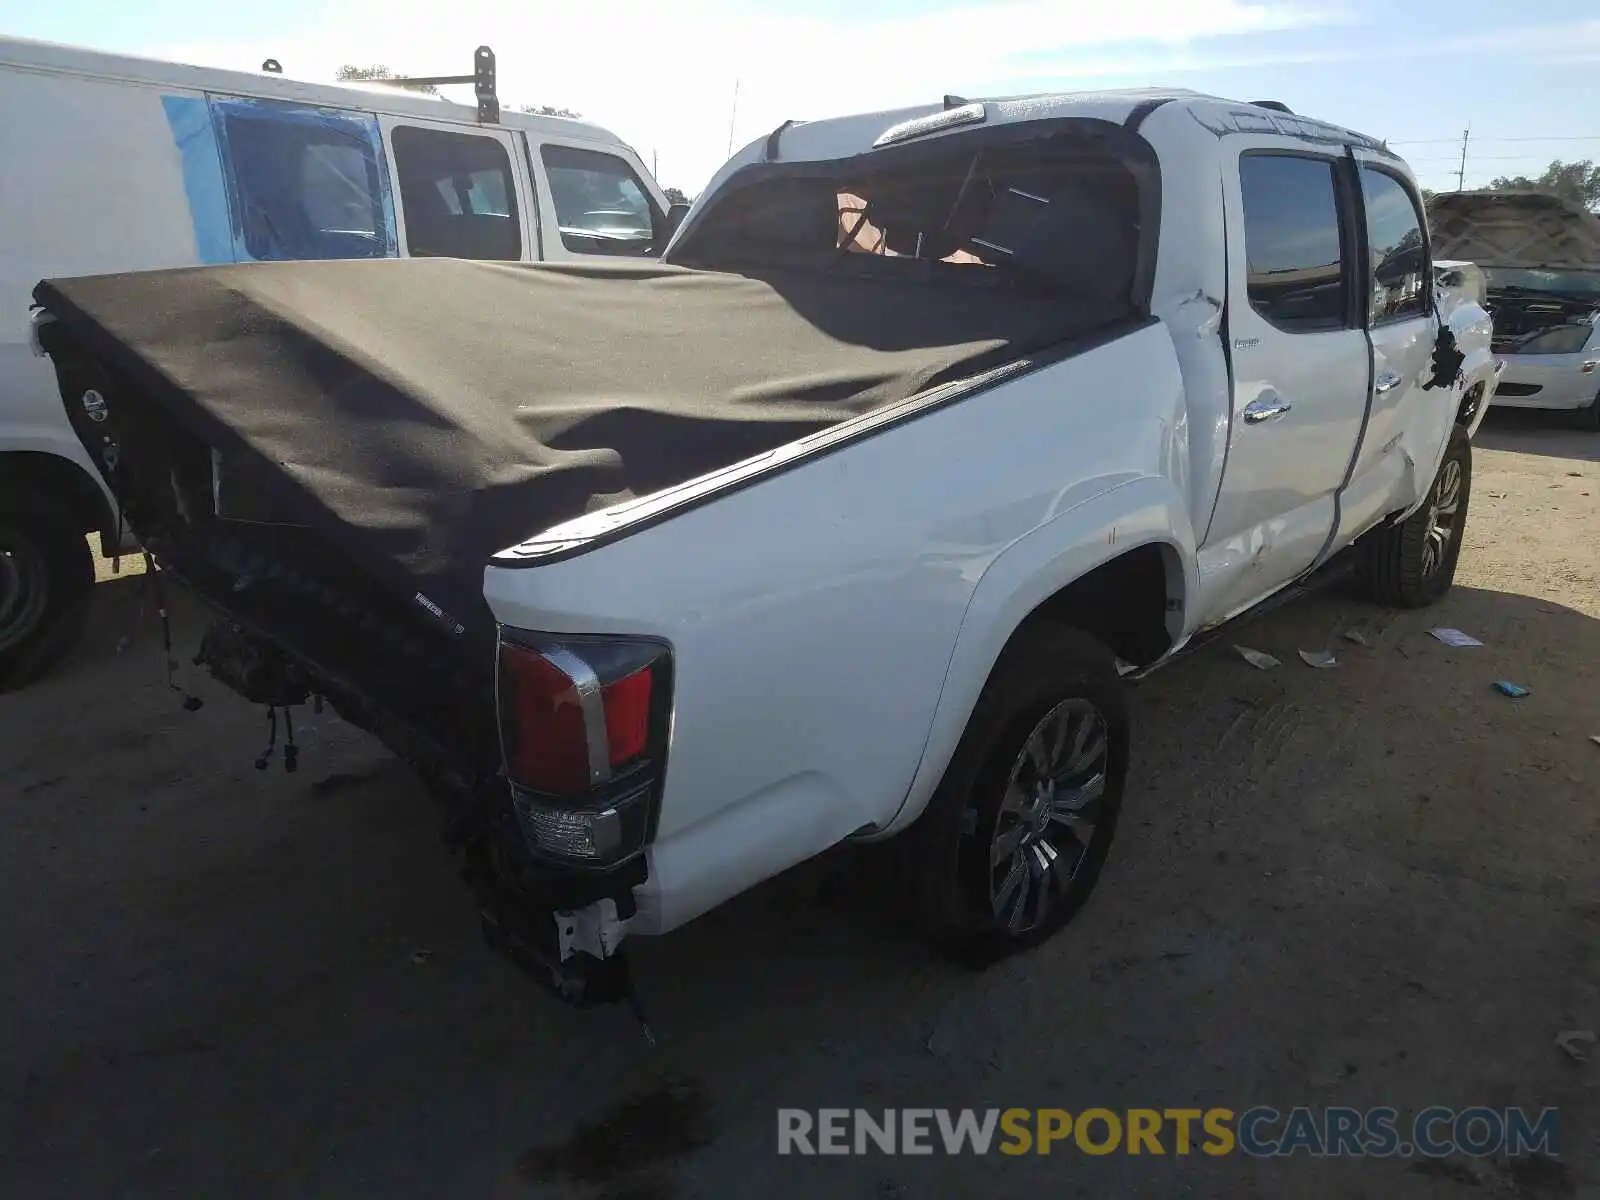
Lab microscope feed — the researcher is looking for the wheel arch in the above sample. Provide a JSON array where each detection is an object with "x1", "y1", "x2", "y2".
[
  {"x1": 876, "y1": 476, "x2": 1197, "y2": 838},
  {"x1": 1456, "y1": 379, "x2": 1488, "y2": 436},
  {"x1": 0, "y1": 449, "x2": 118, "y2": 543}
]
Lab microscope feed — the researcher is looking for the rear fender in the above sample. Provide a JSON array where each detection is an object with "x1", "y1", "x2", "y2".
[{"x1": 876, "y1": 475, "x2": 1197, "y2": 837}]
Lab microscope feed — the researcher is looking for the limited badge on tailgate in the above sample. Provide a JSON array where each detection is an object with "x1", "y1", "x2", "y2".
[{"x1": 414, "y1": 592, "x2": 467, "y2": 637}]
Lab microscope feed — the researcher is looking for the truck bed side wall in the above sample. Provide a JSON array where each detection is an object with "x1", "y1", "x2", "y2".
[{"x1": 484, "y1": 321, "x2": 1192, "y2": 935}]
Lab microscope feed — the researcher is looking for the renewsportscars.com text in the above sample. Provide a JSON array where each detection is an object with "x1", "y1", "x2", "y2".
[{"x1": 776, "y1": 1106, "x2": 1560, "y2": 1159}]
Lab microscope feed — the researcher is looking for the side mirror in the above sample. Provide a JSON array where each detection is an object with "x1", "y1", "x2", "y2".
[{"x1": 664, "y1": 201, "x2": 691, "y2": 238}]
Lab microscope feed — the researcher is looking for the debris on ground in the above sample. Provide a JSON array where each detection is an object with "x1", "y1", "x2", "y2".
[
  {"x1": 1406, "y1": 1157, "x2": 1481, "y2": 1185},
  {"x1": 1492, "y1": 681, "x2": 1531, "y2": 698},
  {"x1": 1430, "y1": 628, "x2": 1484, "y2": 647},
  {"x1": 1299, "y1": 649, "x2": 1338, "y2": 669},
  {"x1": 1233, "y1": 646, "x2": 1281, "y2": 670},
  {"x1": 1555, "y1": 1029, "x2": 1596, "y2": 1062},
  {"x1": 1341, "y1": 629, "x2": 1369, "y2": 646}
]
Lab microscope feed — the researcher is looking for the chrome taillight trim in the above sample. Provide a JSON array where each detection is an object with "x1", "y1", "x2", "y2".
[{"x1": 536, "y1": 643, "x2": 612, "y2": 786}]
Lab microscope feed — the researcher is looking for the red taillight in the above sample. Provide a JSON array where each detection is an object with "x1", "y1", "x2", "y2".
[
  {"x1": 497, "y1": 634, "x2": 669, "y2": 797},
  {"x1": 498, "y1": 642, "x2": 592, "y2": 793},
  {"x1": 602, "y1": 667, "x2": 654, "y2": 768}
]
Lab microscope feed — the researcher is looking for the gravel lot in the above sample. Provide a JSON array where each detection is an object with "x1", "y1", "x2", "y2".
[{"x1": 3, "y1": 413, "x2": 1597, "y2": 1199}]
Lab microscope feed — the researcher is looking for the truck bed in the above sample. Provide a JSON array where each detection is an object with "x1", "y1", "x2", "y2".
[{"x1": 36, "y1": 257, "x2": 1110, "y2": 635}]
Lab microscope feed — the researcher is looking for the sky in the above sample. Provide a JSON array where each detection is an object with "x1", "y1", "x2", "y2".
[{"x1": 4, "y1": 0, "x2": 1599, "y2": 196}]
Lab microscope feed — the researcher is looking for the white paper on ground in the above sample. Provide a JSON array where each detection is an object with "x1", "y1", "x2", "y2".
[
  {"x1": 1234, "y1": 645, "x2": 1281, "y2": 670},
  {"x1": 1429, "y1": 627, "x2": 1483, "y2": 647}
]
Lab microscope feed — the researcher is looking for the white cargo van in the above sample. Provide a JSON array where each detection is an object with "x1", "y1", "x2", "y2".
[{"x1": 0, "y1": 36, "x2": 680, "y2": 689}]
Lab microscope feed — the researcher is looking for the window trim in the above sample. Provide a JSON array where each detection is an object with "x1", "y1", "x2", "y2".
[
  {"x1": 538, "y1": 141, "x2": 667, "y2": 257},
  {"x1": 1236, "y1": 148, "x2": 1360, "y2": 337},
  {"x1": 389, "y1": 122, "x2": 525, "y2": 261},
  {"x1": 1354, "y1": 162, "x2": 1433, "y2": 329}
]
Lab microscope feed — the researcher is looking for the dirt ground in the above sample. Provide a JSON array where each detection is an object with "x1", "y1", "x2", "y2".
[{"x1": 2, "y1": 412, "x2": 1597, "y2": 1199}]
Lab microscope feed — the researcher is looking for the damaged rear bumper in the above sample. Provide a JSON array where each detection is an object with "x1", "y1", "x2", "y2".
[
  {"x1": 468, "y1": 846, "x2": 645, "y2": 1007},
  {"x1": 193, "y1": 614, "x2": 647, "y2": 1008}
]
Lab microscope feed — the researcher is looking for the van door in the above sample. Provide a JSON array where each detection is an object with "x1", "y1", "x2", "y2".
[
  {"x1": 1198, "y1": 145, "x2": 1370, "y2": 623},
  {"x1": 527, "y1": 137, "x2": 669, "y2": 261},
  {"x1": 380, "y1": 118, "x2": 532, "y2": 261}
]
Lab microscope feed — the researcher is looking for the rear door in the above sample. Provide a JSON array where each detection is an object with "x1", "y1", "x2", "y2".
[
  {"x1": 528, "y1": 136, "x2": 669, "y2": 261},
  {"x1": 1200, "y1": 145, "x2": 1370, "y2": 621},
  {"x1": 380, "y1": 117, "x2": 531, "y2": 261}
]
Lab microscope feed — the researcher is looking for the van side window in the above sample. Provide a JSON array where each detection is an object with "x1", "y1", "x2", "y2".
[
  {"x1": 540, "y1": 144, "x2": 662, "y2": 256},
  {"x1": 213, "y1": 101, "x2": 392, "y2": 261},
  {"x1": 1359, "y1": 167, "x2": 1429, "y2": 324},
  {"x1": 1238, "y1": 154, "x2": 1348, "y2": 332},
  {"x1": 391, "y1": 126, "x2": 522, "y2": 260}
]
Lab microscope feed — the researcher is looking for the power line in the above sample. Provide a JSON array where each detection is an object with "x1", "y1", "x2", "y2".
[
  {"x1": 1406, "y1": 153, "x2": 1597, "y2": 162},
  {"x1": 1387, "y1": 134, "x2": 1600, "y2": 145}
]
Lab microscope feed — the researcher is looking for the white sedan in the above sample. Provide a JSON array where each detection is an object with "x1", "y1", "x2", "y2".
[{"x1": 1429, "y1": 191, "x2": 1600, "y2": 430}]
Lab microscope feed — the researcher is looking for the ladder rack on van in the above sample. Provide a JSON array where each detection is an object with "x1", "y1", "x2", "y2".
[{"x1": 259, "y1": 46, "x2": 500, "y2": 124}]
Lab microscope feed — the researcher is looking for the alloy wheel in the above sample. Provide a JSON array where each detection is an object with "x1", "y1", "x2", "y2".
[
  {"x1": 1420, "y1": 457, "x2": 1462, "y2": 579},
  {"x1": 987, "y1": 698, "x2": 1108, "y2": 934}
]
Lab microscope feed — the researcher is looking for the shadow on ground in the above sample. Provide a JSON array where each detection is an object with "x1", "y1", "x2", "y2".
[
  {"x1": 1478, "y1": 408, "x2": 1600, "y2": 463},
  {"x1": 1, "y1": 581, "x2": 1596, "y2": 1199}
]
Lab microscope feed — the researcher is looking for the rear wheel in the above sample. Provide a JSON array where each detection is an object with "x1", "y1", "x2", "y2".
[
  {"x1": 1357, "y1": 425, "x2": 1472, "y2": 609},
  {"x1": 0, "y1": 487, "x2": 94, "y2": 691},
  {"x1": 905, "y1": 625, "x2": 1129, "y2": 964}
]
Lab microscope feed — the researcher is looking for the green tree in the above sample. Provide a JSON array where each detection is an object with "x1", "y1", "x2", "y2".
[
  {"x1": 335, "y1": 64, "x2": 438, "y2": 95},
  {"x1": 1487, "y1": 159, "x2": 1600, "y2": 211},
  {"x1": 664, "y1": 187, "x2": 689, "y2": 206},
  {"x1": 518, "y1": 103, "x2": 582, "y2": 119}
]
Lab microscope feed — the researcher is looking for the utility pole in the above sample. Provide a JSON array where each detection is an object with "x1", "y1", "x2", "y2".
[
  {"x1": 1456, "y1": 125, "x2": 1470, "y2": 191},
  {"x1": 726, "y1": 78, "x2": 741, "y2": 158}
]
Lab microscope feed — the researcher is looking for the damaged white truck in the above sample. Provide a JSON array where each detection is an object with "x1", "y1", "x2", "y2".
[{"x1": 32, "y1": 90, "x2": 1497, "y2": 1006}]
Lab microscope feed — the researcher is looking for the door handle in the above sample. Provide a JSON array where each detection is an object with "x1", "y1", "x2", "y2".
[
  {"x1": 1374, "y1": 371, "x2": 1403, "y2": 394},
  {"x1": 1243, "y1": 393, "x2": 1292, "y2": 424}
]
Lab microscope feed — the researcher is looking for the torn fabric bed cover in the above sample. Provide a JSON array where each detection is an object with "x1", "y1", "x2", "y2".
[{"x1": 34, "y1": 257, "x2": 1088, "y2": 627}]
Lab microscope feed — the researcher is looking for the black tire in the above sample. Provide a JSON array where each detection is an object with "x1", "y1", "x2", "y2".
[
  {"x1": 903, "y1": 624, "x2": 1130, "y2": 965},
  {"x1": 0, "y1": 486, "x2": 95, "y2": 692},
  {"x1": 1574, "y1": 388, "x2": 1600, "y2": 433},
  {"x1": 1358, "y1": 424, "x2": 1472, "y2": 609}
]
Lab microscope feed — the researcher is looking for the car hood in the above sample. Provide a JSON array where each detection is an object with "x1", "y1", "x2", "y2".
[{"x1": 1426, "y1": 190, "x2": 1600, "y2": 271}]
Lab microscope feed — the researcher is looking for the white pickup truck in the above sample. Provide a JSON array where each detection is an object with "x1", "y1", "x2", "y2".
[{"x1": 33, "y1": 89, "x2": 1496, "y2": 1006}]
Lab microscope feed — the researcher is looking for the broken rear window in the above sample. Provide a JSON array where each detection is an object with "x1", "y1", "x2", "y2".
[{"x1": 666, "y1": 128, "x2": 1147, "y2": 311}]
